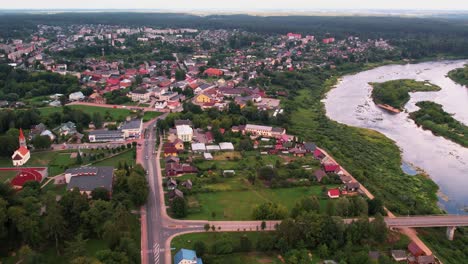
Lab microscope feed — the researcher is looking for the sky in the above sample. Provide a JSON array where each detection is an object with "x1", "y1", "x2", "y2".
[{"x1": 3, "y1": 0, "x2": 468, "y2": 11}]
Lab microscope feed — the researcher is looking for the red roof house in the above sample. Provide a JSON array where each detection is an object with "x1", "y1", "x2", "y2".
[
  {"x1": 323, "y1": 164, "x2": 340, "y2": 173},
  {"x1": 327, "y1": 188, "x2": 340, "y2": 199},
  {"x1": 204, "y1": 68, "x2": 224, "y2": 77},
  {"x1": 408, "y1": 241, "x2": 424, "y2": 257},
  {"x1": 313, "y1": 149, "x2": 325, "y2": 160}
]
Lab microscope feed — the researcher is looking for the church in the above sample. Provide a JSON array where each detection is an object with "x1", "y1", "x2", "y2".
[{"x1": 11, "y1": 129, "x2": 30, "y2": 166}]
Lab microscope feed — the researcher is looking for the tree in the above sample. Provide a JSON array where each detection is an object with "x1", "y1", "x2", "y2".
[
  {"x1": 317, "y1": 244, "x2": 329, "y2": 259},
  {"x1": 0, "y1": 198, "x2": 7, "y2": 239},
  {"x1": 42, "y1": 195, "x2": 66, "y2": 254},
  {"x1": 64, "y1": 233, "x2": 87, "y2": 260},
  {"x1": 76, "y1": 151, "x2": 83, "y2": 165},
  {"x1": 175, "y1": 70, "x2": 186, "y2": 81},
  {"x1": 204, "y1": 223, "x2": 210, "y2": 232},
  {"x1": 92, "y1": 112, "x2": 103, "y2": 129},
  {"x1": 96, "y1": 249, "x2": 129, "y2": 263},
  {"x1": 211, "y1": 234, "x2": 233, "y2": 254},
  {"x1": 81, "y1": 200, "x2": 113, "y2": 237},
  {"x1": 239, "y1": 235, "x2": 252, "y2": 252},
  {"x1": 261, "y1": 221, "x2": 266, "y2": 231},
  {"x1": 91, "y1": 187, "x2": 110, "y2": 201},
  {"x1": 194, "y1": 241, "x2": 206, "y2": 257},
  {"x1": 253, "y1": 202, "x2": 288, "y2": 220},
  {"x1": 31, "y1": 135, "x2": 51, "y2": 150},
  {"x1": 127, "y1": 173, "x2": 149, "y2": 206},
  {"x1": 171, "y1": 197, "x2": 188, "y2": 218},
  {"x1": 370, "y1": 214, "x2": 388, "y2": 243}
]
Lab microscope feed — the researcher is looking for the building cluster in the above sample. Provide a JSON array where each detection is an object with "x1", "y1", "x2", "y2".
[{"x1": 88, "y1": 118, "x2": 142, "y2": 142}]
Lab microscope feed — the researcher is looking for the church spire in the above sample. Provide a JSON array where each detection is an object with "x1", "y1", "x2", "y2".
[{"x1": 19, "y1": 128, "x2": 26, "y2": 147}]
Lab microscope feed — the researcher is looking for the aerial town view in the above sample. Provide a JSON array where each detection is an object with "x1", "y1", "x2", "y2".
[{"x1": 0, "y1": 1, "x2": 467, "y2": 264}]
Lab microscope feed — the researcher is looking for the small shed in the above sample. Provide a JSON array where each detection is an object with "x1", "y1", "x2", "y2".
[
  {"x1": 327, "y1": 188, "x2": 340, "y2": 199},
  {"x1": 391, "y1": 250, "x2": 407, "y2": 262},
  {"x1": 219, "y1": 142, "x2": 235, "y2": 151},
  {"x1": 203, "y1": 152, "x2": 213, "y2": 160},
  {"x1": 191, "y1": 143, "x2": 206, "y2": 153},
  {"x1": 206, "y1": 145, "x2": 221, "y2": 152}
]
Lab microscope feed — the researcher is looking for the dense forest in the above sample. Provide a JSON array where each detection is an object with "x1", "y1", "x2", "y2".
[
  {"x1": 370, "y1": 79, "x2": 441, "y2": 110},
  {"x1": 0, "y1": 65, "x2": 80, "y2": 101},
  {"x1": 2, "y1": 13, "x2": 468, "y2": 58},
  {"x1": 410, "y1": 101, "x2": 468, "y2": 147},
  {"x1": 448, "y1": 64, "x2": 468, "y2": 86},
  {"x1": 0, "y1": 163, "x2": 148, "y2": 263}
]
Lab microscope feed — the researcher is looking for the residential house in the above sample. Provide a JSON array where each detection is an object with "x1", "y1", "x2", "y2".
[
  {"x1": 165, "y1": 156, "x2": 180, "y2": 164},
  {"x1": 241, "y1": 124, "x2": 286, "y2": 138},
  {"x1": 65, "y1": 166, "x2": 114, "y2": 197},
  {"x1": 314, "y1": 170, "x2": 327, "y2": 182},
  {"x1": 327, "y1": 188, "x2": 340, "y2": 199},
  {"x1": 345, "y1": 182, "x2": 360, "y2": 192},
  {"x1": 303, "y1": 142, "x2": 317, "y2": 153},
  {"x1": 174, "y1": 248, "x2": 203, "y2": 264},
  {"x1": 172, "y1": 138, "x2": 185, "y2": 151},
  {"x1": 154, "y1": 100, "x2": 167, "y2": 110},
  {"x1": 391, "y1": 250, "x2": 407, "y2": 262},
  {"x1": 181, "y1": 180, "x2": 193, "y2": 190},
  {"x1": 167, "y1": 178, "x2": 177, "y2": 190},
  {"x1": 166, "y1": 163, "x2": 198, "y2": 177},
  {"x1": 54, "y1": 121, "x2": 77, "y2": 136},
  {"x1": 408, "y1": 242, "x2": 424, "y2": 258},
  {"x1": 194, "y1": 93, "x2": 212, "y2": 103},
  {"x1": 168, "y1": 189, "x2": 184, "y2": 199},
  {"x1": 204, "y1": 68, "x2": 223, "y2": 77},
  {"x1": 164, "y1": 144, "x2": 178, "y2": 157},
  {"x1": 313, "y1": 149, "x2": 326, "y2": 160}
]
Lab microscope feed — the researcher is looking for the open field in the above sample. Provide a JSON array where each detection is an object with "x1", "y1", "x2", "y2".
[
  {"x1": 143, "y1": 111, "x2": 163, "y2": 122},
  {"x1": 38, "y1": 105, "x2": 132, "y2": 121},
  {"x1": 91, "y1": 149, "x2": 135, "y2": 167},
  {"x1": 185, "y1": 186, "x2": 329, "y2": 220}
]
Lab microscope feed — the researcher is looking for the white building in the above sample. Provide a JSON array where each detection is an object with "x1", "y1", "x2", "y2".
[
  {"x1": 176, "y1": 125, "x2": 193, "y2": 142},
  {"x1": 120, "y1": 119, "x2": 143, "y2": 139},
  {"x1": 130, "y1": 90, "x2": 151, "y2": 102},
  {"x1": 12, "y1": 129, "x2": 30, "y2": 166},
  {"x1": 69, "y1": 91, "x2": 85, "y2": 101},
  {"x1": 154, "y1": 100, "x2": 167, "y2": 110}
]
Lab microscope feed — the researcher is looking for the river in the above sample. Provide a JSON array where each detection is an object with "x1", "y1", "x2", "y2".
[{"x1": 324, "y1": 60, "x2": 468, "y2": 214}]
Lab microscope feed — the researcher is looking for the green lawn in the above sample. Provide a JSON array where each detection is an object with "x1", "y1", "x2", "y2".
[
  {"x1": 0, "y1": 150, "x2": 76, "y2": 176},
  {"x1": 185, "y1": 186, "x2": 329, "y2": 220},
  {"x1": 38, "y1": 105, "x2": 132, "y2": 121},
  {"x1": 143, "y1": 111, "x2": 163, "y2": 122},
  {"x1": 0, "y1": 170, "x2": 18, "y2": 183},
  {"x1": 91, "y1": 150, "x2": 135, "y2": 167}
]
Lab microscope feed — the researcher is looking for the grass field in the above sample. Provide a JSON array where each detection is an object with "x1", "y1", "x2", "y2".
[
  {"x1": 91, "y1": 149, "x2": 135, "y2": 167},
  {"x1": 38, "y1": 105, "x2": 132, "y2": 121},
  {"x1": 185, "y1": 186, "x2": 329, "y2": 220},
  {"x1": 143, "y1": 111, "x2": 163, "y2": 122},
  {"x1": 0, "y1": 150, "x2": 75, "y2": 176}
]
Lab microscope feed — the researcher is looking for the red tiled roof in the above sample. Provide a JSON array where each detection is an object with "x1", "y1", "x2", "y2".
[
  {"x1": 324, "y1": 164, "x2": 340, "y2": 173},
  {"x1": 328, "y1": 188, "x2": 340, "y2": 198},
  {"x1": 17, "y1": 146, "x2": 29, "y2": 156},
  {"x1": 204, "y1": 68, "x2": 223, "y2": 76},
  {"x1": 19, "y1": 128, "x2": 25, "y2": 140}
]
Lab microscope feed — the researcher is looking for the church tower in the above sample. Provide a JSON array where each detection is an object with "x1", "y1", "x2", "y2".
[{"x1": 19, "y1": 128, "x2": 26, "y2": 147}]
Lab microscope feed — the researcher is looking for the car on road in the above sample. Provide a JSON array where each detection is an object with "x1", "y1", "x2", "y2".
[{"x1": 145, "y1": 155, "x2": 148, "y2": 160}]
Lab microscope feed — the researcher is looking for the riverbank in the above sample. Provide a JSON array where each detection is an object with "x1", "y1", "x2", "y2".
[
  {"x1": 448, "y1": 64, "x2": 468, "y2": 86},
  {"x1": 409, "y1": 101, "x2": 468, "y2": 148}
]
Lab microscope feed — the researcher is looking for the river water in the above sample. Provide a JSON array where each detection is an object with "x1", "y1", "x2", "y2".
[{"x1": 324, "y1": 60, "x2": 468, "y2": 214}]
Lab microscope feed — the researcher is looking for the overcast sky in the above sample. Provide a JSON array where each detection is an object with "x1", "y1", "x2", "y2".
[{"x1": 3, "y1": 0, "x2": 468, "y2": 11}]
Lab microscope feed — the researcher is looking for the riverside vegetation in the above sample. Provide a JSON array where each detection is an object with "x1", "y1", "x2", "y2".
[
  {"x1": 370, "y1": 79, "x2": 441, "y2": 111},
  {"x1": 410, "y1": 101, "x2": 468, "y2": 147},
  {"x1": 448, "y1": 64, "x2": 468, "y2": 86}
]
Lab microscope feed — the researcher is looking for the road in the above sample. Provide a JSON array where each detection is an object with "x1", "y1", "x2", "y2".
[{"x1": 385, "y1": 215, "x2": 468, "y2": 228}]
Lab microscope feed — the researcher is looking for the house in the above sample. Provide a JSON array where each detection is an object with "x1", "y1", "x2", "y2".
[
  {"x1": 415, "y1": 255, "x2": 435, "y2": 264},
  {"x1": 11, "y1": 129, "x2": 30, "y2": 166},
  {"x1": 323, "y1": 163, "x2": 340, "y2": 174},
  {"x1": 314, "y1": 169, "x2": 327, "y2": 182},
  {"x1": 303, "y1": 142, "x2": 317, "y2": 153},
  {"x1": 40, "y1": 130, "x2": 56, "y2": 141},
  {"x1": 223, "y1": 170, "x2": 236, "y2": 177},
  {"x1": 327, "y1": 188, "x2": 340, "y2": 199},
  {"x1": 154, "y1": 100, "x2": 167, "y2": 110},
  {"x1": 391, "y1": 250, "x2": 407, "y2": 262},
  {"x1": 88, "y1": 129, "x2": 124, "y2": 142},
  {"x1": 181, "y1": 180, "x2": 193, "y2": 190},
  {"x1": 165, "y1": 156, "x2": 180, "y2": 164},
  {"x1": 204, "y1": 68, "x2": 224, "y2": 77},
  {"x1": 219, "y1": 142, "x2": 235, "y2": 151},
  {"x1": 176, "y1": 125, "x2": 193, "y2": 142},
  {"x1": 313, "y1": 149, "x2": 326, "y2": 160},
  {"x1": 167, "y1": 178, "x2": 177, "y2": 190},
  {"x1": 166, "y1": 163, "x2": 198, "y2": 176},
  {"x1": 164, "y1": 145, "x2": 178, "y2": 157},
  {"x1": 345, "y1": 181, "x2": 360, "y2": 192},
  {"x1": 130, "y1": 89, "x2": 151, "y2": 102},
  {"x1": 55, "y1": 121, "x2": 77, "y2": 136},
  {"x1": 120, "y1": 119, "x2": 142, "y2": 139},
  {"x1": 289, "y1": 148, "x2": 306, "y2": 157},
  {"x1": 195, "y1": 93, "x2": 212, "y2": 103},
  {"x1": 65, "y1": 166, "x2": 114, "y2": 196},
  {"x1": 174, "y1": 248, "x2": 203, "y2": 264},
  {"x1": 172, "y1": 138, "x2": 185, "y2": 151},
  {"x1": 69, "y1": 91, "x2": 85, "y2": 101},
  {"x1": 408, "y1": 241, "x2": 424, "y2": 257},
  {"x1": 168, "y1": 189, "x2": 184, "y2": 199},
  {"x1": 203, "y1": 152, "x2": 213, "y2": 160}
]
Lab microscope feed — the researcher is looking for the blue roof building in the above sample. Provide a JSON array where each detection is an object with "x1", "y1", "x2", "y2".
[{"x1": 174, "y1": 248, "x2": 203, "y2": 264}]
